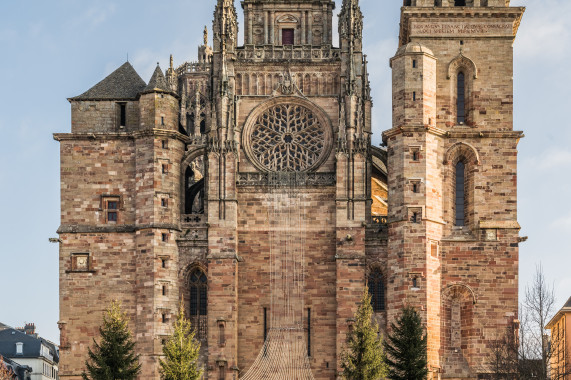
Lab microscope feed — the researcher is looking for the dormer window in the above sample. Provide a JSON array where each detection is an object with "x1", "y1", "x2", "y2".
[
  {"x1": 16, "y1": 342, "x2": 23, "y2": 355},
  {"x1": 282, "y1": 29, "x2": 294, "y2": 45}
]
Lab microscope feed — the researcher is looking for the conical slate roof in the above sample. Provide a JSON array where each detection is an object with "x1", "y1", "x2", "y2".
[
  {"x1": 142, "y1": 64, "x2": 170, "y2": 94},
  {"x1": 70, "y1": 62, "x2": 146, "y2": 101}
]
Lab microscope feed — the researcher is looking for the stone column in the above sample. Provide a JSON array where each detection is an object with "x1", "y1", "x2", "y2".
[
  {"x1": 264, "y1": 11, "x2": 269, "y2": 44},
  {"x1": 301, "y1": 11, "x2": 306, "y2": 45},
  {"x1": 248, "y1": 7, "x2": 253, "y2": 45},
  {"x1": 270, "y1": 11, "x2": 275, "y2": 44}
]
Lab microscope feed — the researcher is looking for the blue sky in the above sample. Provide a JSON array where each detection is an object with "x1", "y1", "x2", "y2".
[{"x1": 0, "y1": 0, "x2": 569, "y2": 344}]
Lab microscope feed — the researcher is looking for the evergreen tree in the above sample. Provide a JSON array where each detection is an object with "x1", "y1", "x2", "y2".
[
  {"x1": 82, "y1": 301, "x2": 141, "y2": 380},
  {"x1": 159, "y1": 304, "x2": 203, "y2": 380},
  {"x1": 341, "y1": 287, "x2": 388, "y2": 380},
  {"x1": 384, "y1": 306, "x2": 428, "y2": 380}
]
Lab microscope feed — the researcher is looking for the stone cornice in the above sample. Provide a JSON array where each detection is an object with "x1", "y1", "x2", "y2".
[
  {"x1": 53, "y1": 130, "x2": 190, "y2": 143},
  {"x1": 382, "y1": 125, "x2": 524, "y2": 142},
  {"x1": 57, "y1": 223, "x2": 181, "y2": 234}
]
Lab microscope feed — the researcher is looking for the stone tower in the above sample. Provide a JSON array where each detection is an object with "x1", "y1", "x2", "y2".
[
  {"x1": 56, "y1": 0, "x2": 525, "y2": 379},
  {"x1": 383, "y1": 0, "x2": 525, "y2": 377}
]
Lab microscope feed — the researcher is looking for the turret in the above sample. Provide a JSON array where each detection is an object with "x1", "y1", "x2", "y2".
[
  {"x1": 139, "y1": 64, "x2": 180, "y2": 132},
  {"x1": 390, "y1": 42, "x2": 437, "y2": 128}
]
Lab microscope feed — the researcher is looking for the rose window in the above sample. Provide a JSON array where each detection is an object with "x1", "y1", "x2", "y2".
[{"x1": 246, "y1": 102, "x2": 330, "y2": 172}]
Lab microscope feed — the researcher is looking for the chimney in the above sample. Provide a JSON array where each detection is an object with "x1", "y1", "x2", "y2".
[{"x1": 16, "y1": 323, "x2": 36, "y2": 336}]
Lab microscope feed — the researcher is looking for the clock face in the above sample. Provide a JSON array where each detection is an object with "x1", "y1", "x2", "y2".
[{"x1": 76, "y1": 256, "x2": 88, "y2": 269}]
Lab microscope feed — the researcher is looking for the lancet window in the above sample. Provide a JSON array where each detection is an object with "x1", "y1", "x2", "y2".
[
  {"x1": 457, "y1": 72, "x2": 466, "y2": 124},
  {"x1": 189, "y1": 268, "x2": 208, "y2": 341},
  {"x1": 368, "y1": 269, "x2": 385, "y2": 312},
  {"x1": 455, "y1": 161, "x2": 466, "y2": 226},
  {"x1": 186, "y1": 95, "x2": 207, "y2": 136}
]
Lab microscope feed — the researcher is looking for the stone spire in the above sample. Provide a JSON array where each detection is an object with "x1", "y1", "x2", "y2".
[
  {"x1": 213, "y1": 0, "x2": 238, "y2": 53},
  {"x1": 166, "y1": 55, "x2": 177, "y2": 92},
  {"x1": 339, "y1": 0, "x2": 363, "y2": 44}
]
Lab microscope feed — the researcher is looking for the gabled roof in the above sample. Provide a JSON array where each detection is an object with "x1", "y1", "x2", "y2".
[
  {"x1": 70, "y1": 62, "x2": 147, "y2": 101},
  {"x1": 142, "y1": 64, "x2": 170, "y2": 93},
  {"x1": 564, "y1": 296, "x2": 571, "y2": 309}
]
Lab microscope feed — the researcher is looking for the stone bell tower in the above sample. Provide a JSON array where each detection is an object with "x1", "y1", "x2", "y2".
[{"x1": 384, "y1": 0, "x2": 525, "y2": 378}]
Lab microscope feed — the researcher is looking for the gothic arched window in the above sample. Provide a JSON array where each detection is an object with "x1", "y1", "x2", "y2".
[
  {"x1": 457, "y1": 72, "x2": 466, "y2": 124},
  {"x1": 189, "y1": 268, "x2": 208, "y2": 340},
  {"x1": 455, "y1": 161, "x2": 466, "y2": 226},
  {"x1": 368, "y1": 269, "x2": 385, "y2": 312}
]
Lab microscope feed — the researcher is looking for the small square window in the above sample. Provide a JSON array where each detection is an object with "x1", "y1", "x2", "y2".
[
  {"x1": 162, "y1": 233, "x2": 168, "y2": 242},
  {"x1": 107, "y1": 211, "x2": 118, "y2": 222},
  {"x1": 412, "y1": 183, "x2": 419, "y2": 193},
  {"x1": 161, "y1": 259, "x2": 167, "y2": 268},
  {"x1": 161, "y1": 198, "x2": 168, "y2": 208},
  {"x1": 162, "y1": 313, "x2": 168, "y2": 323},
  {"x1": 161, "y1": 116, "x2": 165, "y2": 126},
  {"x1": 162, "y1": 140, "x2": 168, "y2": 149},
  {"x1": 102, "y1": 196, "x2": 120, "y2": 223},
  {"x1": 412, "y1": 59, "x2": 417, "y2": 68},
  {"x1": 162, "y1": 285, "x2": 167, "y2": 296},
  {"x1": 162, "y1": 164, "x2": 168, "y2": 174}
]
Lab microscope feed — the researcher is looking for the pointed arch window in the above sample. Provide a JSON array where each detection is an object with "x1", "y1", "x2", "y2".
[
  {"x1": 455, "y1": 161, "x2": 466, "y2": 226},
  {"x1": 368, "y1": 269, "x2": 385, "y2": 312},
  {"x1": 457, "y1": 72, "x2": 466, "y2": 124},
  {"x1": 189, "y1": 268, "x2": 208, "y2": 341}
]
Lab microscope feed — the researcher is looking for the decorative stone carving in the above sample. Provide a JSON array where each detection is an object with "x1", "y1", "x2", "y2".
[
  {"x1": 242, "y1": 97, "x2": 332, "y2": 173},
  {"x1": 237, "y1": 172, "x2": 336, "y2": 187}
]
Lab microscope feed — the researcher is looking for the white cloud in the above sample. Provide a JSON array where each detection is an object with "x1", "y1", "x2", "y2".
[
  {"x1": 513, "y1": 0, "x2": 571, "y2": 61},
  {"x1": 549, "y1": 214, "x2": 571, "y2": 231},
  {"x1": 69, "y1": 3, "x2": 117, "y2": 30},
  {"x1": 527, "y1": 148, "x2": 571, "y2": 170},
  {"x1": 85, "y1": 4, "x2": 117, "y2": 27},
  {"x1": 555, "y1": 277, "x2": 571, "y2": 306}
]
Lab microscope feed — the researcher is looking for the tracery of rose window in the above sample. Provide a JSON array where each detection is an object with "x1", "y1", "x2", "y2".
[{"x1": 246, "y1": 102, "x2": 329, "y2": 172}]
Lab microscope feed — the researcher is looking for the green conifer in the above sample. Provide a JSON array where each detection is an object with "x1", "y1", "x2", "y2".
[
  {"x1": 82, "y1": 301, "x2": 141, "y2": 380},
  {"x1": 341, "y1": 287, "x2": 388, "y2": 380},
  {"x1": 159, "y1": 304, "x2": 203, "y2": 380},
  {"x1": 384, "y1": 306, "x2": 428, "y2": 380}
]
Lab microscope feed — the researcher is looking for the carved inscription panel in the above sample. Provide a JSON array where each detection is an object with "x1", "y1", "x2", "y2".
[{"x1": 411, "y1": 20, "x2": 514, "y2": 38}]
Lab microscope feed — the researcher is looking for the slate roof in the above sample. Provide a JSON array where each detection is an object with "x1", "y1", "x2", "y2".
[
  {"x1": 0, "y1": 328, "x2": 59, "y2": 364},
  {"x1": 142, "y1": 64, "x2": 170, "y2": 94},
  {"x1": 70, "y1": 62, "x2": 147, "y2": 101},
  {"x1": 564, "y1": 296, "x2": 571, "y2": 308}
]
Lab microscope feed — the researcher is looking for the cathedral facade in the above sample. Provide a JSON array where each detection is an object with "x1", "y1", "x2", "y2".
[{"x1": 55, "y1": 0, "x2": 525, "y2": 379}]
